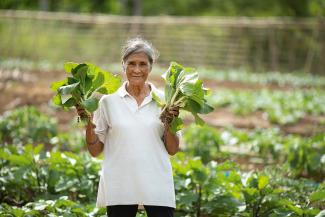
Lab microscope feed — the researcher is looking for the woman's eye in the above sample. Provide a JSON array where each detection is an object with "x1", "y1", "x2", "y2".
[{"x1": 141, "y1": 63, "x2": 149, "y2": 67}]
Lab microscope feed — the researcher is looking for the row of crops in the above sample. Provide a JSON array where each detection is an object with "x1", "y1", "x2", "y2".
[
  {"x1": 197, "y1": 69, "x2": 325, "y2": 88},
  {"x1": 1, "y1": 59, "x2": 325, "y2": 88},
  {"x1": 0, "y1": 106, "x2": 324, "y2": 216},
  {"x1": 1, "y1": 144, "x2": 324, "y2": 217},
  {"x1": 0, "y1": 60, "x2": 324, "y2": 216},
  {"x1": 207, "y1": 89, "x2": 325, "y2": 125}
]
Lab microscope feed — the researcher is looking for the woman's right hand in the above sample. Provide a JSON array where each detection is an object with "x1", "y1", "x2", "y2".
[
  {"x1": 75, "y1": 104, "x2": 88, "y2": 118},
  {"x1": 75, "y1": 104, "x2": 94, "y2": 127},
  {"x1": 76, "y1": 104, "x2": 102, "y2": 157}
]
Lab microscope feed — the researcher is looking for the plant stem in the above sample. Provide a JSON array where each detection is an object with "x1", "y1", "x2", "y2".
[
  {"x1": 170, "y1": 88, "x2": 180, "y2": 106},
  {"x1": 161, "y1": 88, "x2": 180, "y2": 114},
  {"x1": 174, "y1": 96, "x2": 186, "y2": 107},
  {"x1": 196, "y1": 184, "x2": 202, "y2": 217},
  {"x1": 254, "y1": 195, "x2": 265, "y2": 217},
  {"x1": 33, "y1": 159, "x2": 42, "y2": 193}
]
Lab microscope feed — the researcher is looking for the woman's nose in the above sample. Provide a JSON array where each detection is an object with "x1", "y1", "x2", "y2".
[{"x1": 133, "y1": 65, "x2": 141, "y2": 72}]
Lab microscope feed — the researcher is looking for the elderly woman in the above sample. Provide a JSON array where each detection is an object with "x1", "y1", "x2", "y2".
[{"x1": 76, "y1": 38, "x2": 180, "y2": 217}]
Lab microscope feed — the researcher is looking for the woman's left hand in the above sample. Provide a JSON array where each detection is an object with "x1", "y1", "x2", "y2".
[{"x1": 160, "y1": 106, "x2": 180, "y2": 126}]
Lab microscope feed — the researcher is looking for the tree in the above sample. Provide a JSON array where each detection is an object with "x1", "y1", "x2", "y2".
[{"x1": 39, "y1": 0, "x2": 49, "y2": 11}]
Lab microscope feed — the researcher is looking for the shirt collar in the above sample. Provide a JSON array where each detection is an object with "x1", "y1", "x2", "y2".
[
  {"x1": 117, "y1": 81, "x2": 130, "y2": 97},
  {"x1": 117, "y1": 81, "x2": 159, "y2": 98}
]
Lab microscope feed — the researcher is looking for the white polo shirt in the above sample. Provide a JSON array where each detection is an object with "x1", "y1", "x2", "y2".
[{"x1": 94, "y1": 81, "x2": 176, "y2": 208}]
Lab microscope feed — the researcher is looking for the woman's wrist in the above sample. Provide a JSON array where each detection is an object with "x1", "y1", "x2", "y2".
[
  {"x1": 86, "y1": 120, "x2": 96, "y2": 129},
  {"x1": 87, "y1": 135, "x2": 99, "y2": 145}
]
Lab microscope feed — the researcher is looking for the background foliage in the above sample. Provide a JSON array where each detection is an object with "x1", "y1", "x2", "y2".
[
  {"x1": 0, "y1": 0, "x2": 324, "y2": 216},
  {"x1": 1, "y1": 0, "x2": 325, "y2": 16}
]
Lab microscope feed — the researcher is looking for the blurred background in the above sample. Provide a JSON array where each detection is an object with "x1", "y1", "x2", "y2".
[
  {"x1": 1, "y1": 0, "x2": 325, "y2": 73},
  {"x1": 0, "y1": 1, "x2": 325, "y2": 216}
]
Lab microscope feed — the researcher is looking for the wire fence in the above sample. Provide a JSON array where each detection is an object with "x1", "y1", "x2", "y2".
[{"x1": 0, "y1": 10, "x2": 324, "y2": 74}]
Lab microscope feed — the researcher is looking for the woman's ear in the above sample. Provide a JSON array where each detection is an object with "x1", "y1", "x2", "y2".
[
  {"x1": 122, "y1": 61, "x2": 126, "y2": 72},
  {"x1": 149, "y1": 64, "x2": 152, "y2": 73}
]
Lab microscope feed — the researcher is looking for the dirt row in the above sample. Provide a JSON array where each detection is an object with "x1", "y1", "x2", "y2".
[{"x1": 1, "y1": 69, "x2": 324, "y2": 136}]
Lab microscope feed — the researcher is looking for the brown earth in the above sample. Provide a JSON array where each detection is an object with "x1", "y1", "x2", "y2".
[{"x1": 1, "y1": 69, "x2": 324, "y2": 136}]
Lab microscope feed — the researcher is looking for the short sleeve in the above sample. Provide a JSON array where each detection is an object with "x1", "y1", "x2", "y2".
[{"x1": 93, "y1": 97, "x2": 110, "y2": 143}]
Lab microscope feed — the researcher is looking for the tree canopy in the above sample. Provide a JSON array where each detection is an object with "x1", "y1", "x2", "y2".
[{"x1": 0, "y1": 0, "x2": 324, "y2": 17}]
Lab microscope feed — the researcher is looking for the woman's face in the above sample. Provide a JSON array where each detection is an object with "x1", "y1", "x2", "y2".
[{"x1": 124, "y1": 52, "x2": 151, "y2": 86}]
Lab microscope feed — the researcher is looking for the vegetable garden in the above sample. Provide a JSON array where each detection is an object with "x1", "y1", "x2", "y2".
[{"x1": 0, "y1": 63, "x2": 324, "y2": 216}]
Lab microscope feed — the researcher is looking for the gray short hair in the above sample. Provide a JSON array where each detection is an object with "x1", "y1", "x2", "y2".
[{"x1": 121, "y1": 37, "x2": 159, "y2": 65}]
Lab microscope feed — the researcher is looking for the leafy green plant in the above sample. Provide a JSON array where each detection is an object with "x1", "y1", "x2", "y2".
[
  {"x1": 0, "y1": 197, "x2": 106, "y2": 217},
  {"x1": 240, "y1": 171, "x2": 320, "y2": 217},
  {"x1": 183, "y1": 124, "x2": 229, "y2": 164},
  {"x1": 50, "y1": 62, "x2": 121, "y2": 121},
  {"x1": 0, "y1": 144, "x2": 100, "y2": 206},
  {"x1": 1, "y1": 145, "x2": 323, "y2": 217},
  {"x1": 172, "y1": 153, "x2": 244, "y2": 217},
  {"x1": 172, "y1": 153, "x2": 323, "y2": 217},
  {"x1": 286, "y1": 133, "x2": 325, "y2": 181},
  {"x1": 262, "y1": 167, "x2": 324, "y2": 216},
  {"x1": 153, "y1": 62, "x2": 214, "y2": 133},
  {"x1": 49, "y1": 130, "x2": 85, "y2": 152},
  {"x1": 0, "y1": 106, "x2": 57, "y2": 146},
  {"x1": 0, "y1": 144, "x2": 48, "y2": 205},
  {"x1": 183, "y1": 125, "x2": 325, "y2": 180}
]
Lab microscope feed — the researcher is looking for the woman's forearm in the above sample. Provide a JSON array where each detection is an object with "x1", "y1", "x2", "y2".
[
  {"x1": 86, "y1": 123, "x2": 104, "y2": 157},
  {"x1": 164, "y1": 127, "x2": 180, "y2": 156}
]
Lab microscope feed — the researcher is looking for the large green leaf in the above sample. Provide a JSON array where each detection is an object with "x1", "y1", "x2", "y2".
[
  {"x1": 62, "y1": 97, "x2": 77, "y2": 107},
  {"x1": 177, "y1": 68, "x2": 198, "y2": 90},
  {"x1": 50, "y1": 78, "x2": 67, "y2": 92},
  {"x1": 170, "y1": 117, "x2": 183, "y2": 133},
  {"x1": 258, "y1": 175, "x2": 269, "y2": 190},
  {"x1": 183, "y1": 99, "x2": 213, "y2": 114},
  {"x1": 81, "y1": 97, "x2": 99, "y2": 112},
  {"x1": 152, "y1": 92, "x2": 164, "y2": 107},
  {"x1": 67, "y1": 76, "x2": 78, "y2": 84},
  {"x1": 84, "y1": 76, "x2": 93, "y2": 95},
  {"x1": 64, "y1": 62, "x2": 78, "y2": 73},
  {"x1": 74, "y1": 65, "x2": 88, "y2": 94},
  {"x1": 58, "y1": 82, "x2": 80, "y2": 95},
  {"x1": 91, "y1": 71, "x2": 105, "y2": 92},
  {"x1": 243, "y1": 187, "x2": 259, "y2": 204},
  {"x1": 199, "y1": 102, "x2": 214, "y2": 114},
  {"x1": 85, "y1": 62, "x2": 101, "y2": 79},
  {"x1": 52, "y1": 93, "x2": 62, "y2": 106},
  {"x1": 310, "y1": 190, "x2": 325, "y2": 202},
  {"x1": 97, "y1": 73, "x2": 121, "y2": 94},
  {"x1": 71, "y1": 63, "x2": 87, "y2": 78},
  {"x1": 286, "y1": 204, "x2": 303, "y2": 215},
  {"x1": 193, "y1": 113, "x2": 205, "y2": 126},
  {"x1": 164, "y1": 83, "x2": 175, "y2": 104},
  {"x1": 180, "y1": 80, "x2": 205, "y2": 106},
  {"x1": 8, "y1": 155, "x2": 31, "y2": 166},
  {"x1": 162, "y1": 62, "x2": 183, "y2": 87},
  {"x1": 33, "y1": 144, "x2": 44, "y2": 155}
]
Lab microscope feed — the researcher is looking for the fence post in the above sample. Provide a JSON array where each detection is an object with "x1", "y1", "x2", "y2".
[{"x1": 269, "y1": 29, "x2": 278, "y2": 71}]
